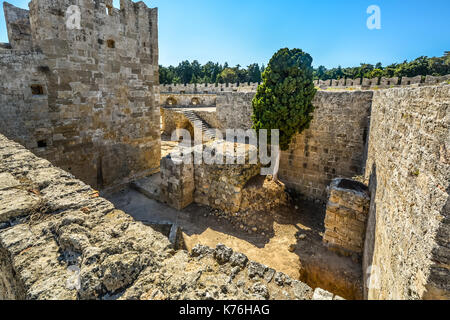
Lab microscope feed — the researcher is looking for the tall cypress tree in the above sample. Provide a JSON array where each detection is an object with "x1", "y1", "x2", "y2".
[{"x1": 252, "y1": 48, "x2": 316, "y2": 180}]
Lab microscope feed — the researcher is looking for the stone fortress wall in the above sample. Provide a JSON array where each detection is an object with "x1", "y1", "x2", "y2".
[
  {"x1": 363, "y1": 85, "x2": 450, "y2": 300},
  {"x1": 0, "y1": 0, "x2": 161, "y2": 190},
  {"x1": 160, "y1": 73, "x2": 450, "y2": 95}
]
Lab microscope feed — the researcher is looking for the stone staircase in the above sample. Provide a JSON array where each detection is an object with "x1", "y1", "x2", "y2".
[{"x1": 180, "y1": 110, "x2": 218, "y2": 141}]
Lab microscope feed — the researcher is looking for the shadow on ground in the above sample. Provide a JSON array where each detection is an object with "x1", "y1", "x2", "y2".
[{"x1": 106, "y1": 188, "x2": 363, "y2": 300}]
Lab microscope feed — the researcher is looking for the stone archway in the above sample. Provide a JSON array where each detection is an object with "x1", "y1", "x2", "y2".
[
  {"x1": 166, "y1": 97, "x2": 177, "y2": 106},
  {"x1": 191, "y1": 97, "x2": 200, "y2": 106}
]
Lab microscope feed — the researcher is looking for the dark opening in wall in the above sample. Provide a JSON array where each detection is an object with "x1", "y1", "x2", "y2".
[
  {"x1": 191, "y1": 98, "x2": 200, "y2": 106},
  {"x1": 106, "y1": 5, "x2": 113, "y2": 16},
  {"x1": 107, "y1": 39, "x2": 115, "y2": 48},
  {"x1": 38, "y1": 66, "x2": 50, "y2": 73},
  {"x1": 337, "y1": 178, "x2": 368, "y2": 194},
  {"x1": 31, "y1": 85, "x2": 44, "y2": 95},
  {"x1": 166, "y1": 97, "x2": 177, "y2": 106},
  {"x1": 37, "y1": 140, "x2": 47, "y2": 148}
]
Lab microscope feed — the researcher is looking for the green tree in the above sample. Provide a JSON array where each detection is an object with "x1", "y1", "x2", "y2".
[
  {"x1": 247, "y1": 63, "x2": 262, "y2": 83},
  {"x1": 314, "y1": 65, "x2": 326, "y2": 80},
  {"x1": 177, "y1": 60, "x2": 194, "y2": 84},
  {"x1": 252, "y1": 48, "x2": 316, "y2": 181},
  {"x1": 217, "y1": 68, "x2": 238, "y2": 83},
  {"x1": 367, "y1": 68, "x2": 383, "y2": 79}
]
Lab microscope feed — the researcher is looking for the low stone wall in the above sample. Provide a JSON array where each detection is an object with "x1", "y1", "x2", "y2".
[
  {"x1": 323, "y1": 178, "x2": 370, "y2": 259},
  {"x1": 159, "y1": 141, "x2": 288, "y2": 217},
  {"x1": 0, "y1": 133, "x2": 332, "y2": 300},
  {"x1": 363, "y1": 85, "x2": 450, "y2": 300}
]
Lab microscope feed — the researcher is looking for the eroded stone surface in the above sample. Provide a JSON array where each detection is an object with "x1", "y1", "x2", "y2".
[
  {"x1": 0, "y1": 134, "x2": 322, "y2": 300},
  {"x1": 364, "y1": 85, "x2": 450, "y2": 300}
]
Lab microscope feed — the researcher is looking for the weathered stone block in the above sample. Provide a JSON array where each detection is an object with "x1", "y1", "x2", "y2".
[
  {"x1": 160, "y1": 151, "x2": 194, "y2": 210},
  {"x1": 323, "y1": 178, "x2": 370, "y2": 257}
]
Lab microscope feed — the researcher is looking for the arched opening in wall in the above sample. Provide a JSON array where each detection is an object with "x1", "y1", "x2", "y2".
[
  {"x1": 166, "y1": 97, "x2": 177, "y2": 106},
  {"x1": 107, "y1": 39, "x2": 115, "y2": 48},
  {"x1": 178, "y1": 121, "x2": 195, "y2": 146},
  {"x1": 191, "y1": 97, "x2": 200, "y2": 106}
]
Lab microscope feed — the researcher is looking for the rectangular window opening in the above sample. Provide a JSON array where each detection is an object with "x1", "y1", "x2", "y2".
[
  {"x1": 37, "y1": 140, "x2": 47, "y2": 148},
  {"x1": 107, "y1": 39, "x2": 115, "y2": 48},
  {"x1": 31, "y1": 85, "x2": 44, "y2": 95}
]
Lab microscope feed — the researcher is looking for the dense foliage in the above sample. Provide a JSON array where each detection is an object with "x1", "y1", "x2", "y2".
[
  {"x1": 159, "y1": 61, "x2": 264, "y2": 84},
  {"x1": 313, "y1": 52, "x2": 450, "y2": 80},
  {"x1": 251, "y1": 48, "x2": 316, "y2": 151},
  {"x1": 159, "y1": 52, "x2": 449, "y2": 84}
]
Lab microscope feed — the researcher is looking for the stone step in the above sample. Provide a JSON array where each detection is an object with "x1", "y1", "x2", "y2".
[
  {"x1": 130, "y1": 172, "x2": 161, "y2": 201},
  {"x1": 180, "y1": 110, "x2": 217, "y2": 140}
]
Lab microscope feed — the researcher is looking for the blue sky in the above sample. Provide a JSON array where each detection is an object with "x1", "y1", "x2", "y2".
[{"x1": 1, "y1": 0, "x2": 449, "y2": 68}]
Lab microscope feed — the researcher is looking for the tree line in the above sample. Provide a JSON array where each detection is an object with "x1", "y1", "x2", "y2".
[
  {"x1": 159, "y1": 52, "x2": 450, "y2": 84},
  {"x1": 159, "y1": 61, "x2": 264, "y2": 85}
]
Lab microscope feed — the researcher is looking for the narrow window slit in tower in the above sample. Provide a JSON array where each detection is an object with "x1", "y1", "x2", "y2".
[{"x1": 107, "y1": 39, "x2": 115, "y2": 48}]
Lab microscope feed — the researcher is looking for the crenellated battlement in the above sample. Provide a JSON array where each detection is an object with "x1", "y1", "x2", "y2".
[
  {"x1": 160, "y1": 74, "x2": 450, "y2": 94},
  {"x1": 4, "y1": 0, "x2": 158, "y2": 60},
  {"x1": 313, "y1": 74, "x2": 449, "y2": 89},
  {"x1": 160, "y1": 82, "x2": 260, "y2": 94}
]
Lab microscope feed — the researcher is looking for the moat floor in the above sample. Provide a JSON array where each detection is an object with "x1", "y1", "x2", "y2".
[{"x1": 105, "y1": 188, "x2": 363, "y2": 299}]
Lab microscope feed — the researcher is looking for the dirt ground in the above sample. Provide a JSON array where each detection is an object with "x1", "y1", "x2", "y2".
[{"x1": 106, "y1": 188, "x2": 363, "y2": 300}]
